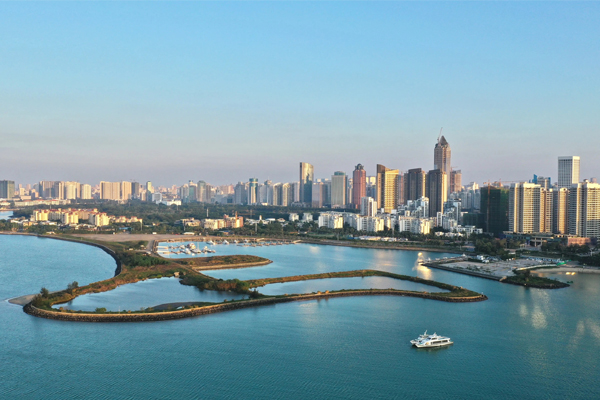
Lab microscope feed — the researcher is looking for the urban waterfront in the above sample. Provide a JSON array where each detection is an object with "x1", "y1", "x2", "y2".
[{"x1": 2, "y1": 235, "x2": 600, "y2": 399}]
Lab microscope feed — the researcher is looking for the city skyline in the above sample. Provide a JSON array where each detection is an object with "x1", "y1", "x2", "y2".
[{"x1": 1, "y1": 2, "x2": 599, "y2": 185}]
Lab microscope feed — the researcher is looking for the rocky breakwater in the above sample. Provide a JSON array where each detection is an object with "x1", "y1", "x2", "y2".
[{"x1": 23, "y1": 289, "x2": 487, "y2": 323}]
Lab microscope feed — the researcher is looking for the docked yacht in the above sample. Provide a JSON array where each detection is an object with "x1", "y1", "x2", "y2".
[{"x1": 411, "y1": 332, "x2": 453, "y2": 348}]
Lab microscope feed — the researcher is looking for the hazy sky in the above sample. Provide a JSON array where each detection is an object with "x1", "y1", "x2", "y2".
[{"x1": 1, "y1": 2, "x2": 599, "y2": 187}]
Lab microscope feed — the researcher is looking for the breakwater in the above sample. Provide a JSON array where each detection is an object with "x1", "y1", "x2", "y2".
[
  {"x1": 421, "y1": 261, "x2": 502, "y2": 281},
  {"x1": 192, "y1": 260, "x2": 272, "y2": 271},
  {"x1": 23, "y1": 290, "x2": 487, "y2": 323}
]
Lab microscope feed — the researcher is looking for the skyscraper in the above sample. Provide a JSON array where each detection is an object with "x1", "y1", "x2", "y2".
[
  {"x1": 376, "y1": 164, "x2": 399, "y2": 214},
  {"x1": 509, "y1": 183, "x2": 553, "y2": 234},
  {"x1": 434, "y1": 135, "x2": 451, "y2": 173},
  {"x1": 558, "y1": 156, "x2": 580, "y2": 188},
  {"x1": 404, "y1": 168, "x2": 426, "y2": 203},
  {"x1": 100, "y1": 181, "x2": 121, "y2": 200},
  {"x1": 426, "y1": 169, "x2": 448, "y2": 216},
  {"x1": 480, "y1": 185, "x2": 509, "y2": 236},
  {"x1": 568, "y1": 181, "x2": 600, "y2": 238},
  {"x1": 352, "y1": 164, "x2": 366, "y2": 209},
  {"x1": 299, "y1": 162, "x2": 314, "y2": 205},
  {"x1": 450, "y1": 170, "x2": 462, "y2": 194},
  {"x1": 552, "y1": 188, "x2": 569, "y2": 234},
  {"x1": 248, "y1": 178, "x2": 259, "y2": 205},
  {"x1": 0, "y1": 180, "x2": 15, "y2": 200},
  {"x1": 331, "y1": 172, "x2": 347, "y2": 207}
]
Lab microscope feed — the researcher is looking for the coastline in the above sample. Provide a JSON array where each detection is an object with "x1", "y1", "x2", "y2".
[{"x1": 532, "y1": 266, "x2": 600, "y2": 274}]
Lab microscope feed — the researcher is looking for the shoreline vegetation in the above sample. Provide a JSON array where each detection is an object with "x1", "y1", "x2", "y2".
[{"x1": 6, "y1": 233, "x2": 488, "y2": 322}]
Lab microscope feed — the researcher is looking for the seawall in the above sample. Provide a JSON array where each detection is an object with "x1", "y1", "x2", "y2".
[{"x1": 23, "y1": 290, "x2": 487, "y2": 323}]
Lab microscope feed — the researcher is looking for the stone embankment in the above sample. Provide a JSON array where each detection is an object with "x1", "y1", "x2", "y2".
[
  {"x1": 300, "y1": 239, "x2": 465, "y2": 254},
  {"x1": 24, "y1": 290, "x2": 487, "y2": 323},
  {"x1": 191, "y1": 260, "x2": 272, "y2": 271}
]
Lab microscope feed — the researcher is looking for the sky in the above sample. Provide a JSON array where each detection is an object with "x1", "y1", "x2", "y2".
[{"x1": 1, "y1": 2, "x2": 599, "y2": 187}]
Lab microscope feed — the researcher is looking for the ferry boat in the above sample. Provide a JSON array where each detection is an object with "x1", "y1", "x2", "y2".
[{"x1": 411, "y1": 332, "x2": 453, "y2": 348}]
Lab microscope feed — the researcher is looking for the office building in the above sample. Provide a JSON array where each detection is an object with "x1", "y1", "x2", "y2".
[
  {"x1": 121, "y1": 181, "x2": 132, "y2": 200},
  {"x1": 426, "y1": 169, "x2": 448, "y2": 216},
  {"x1": 434, "y1": 135, "x2": 451, "y2": 173},
  {"x1": 299, "y1": 162, "x2": 314, "y2": 205},
  {"x1": 404, "y1": 168, "x2": 426, "y2": 203},
  {"x1": 450, "y1": 170, "x2": 462, "y2": 194},
  {"x1": 331, "y1": 172, "x2": 347, "y2": 207},
  {"x1": 376, "y1": 164, "x2": 399, "y2": 214},
  {"x1": 558, "y1": 156, "x2": 580, "y2": 189},
  {"x1": 0, "y1": 180, "x2": 15, "y2": 199},
  {"x1": 352, "y1": 164, "x2": 366, "y2": 209},
  {"x1": 480, "y1": 186, "x2": 509, "y2": 236},
  {"x1": 248, "y1": 178, "x2": 258, "y2": 205}
]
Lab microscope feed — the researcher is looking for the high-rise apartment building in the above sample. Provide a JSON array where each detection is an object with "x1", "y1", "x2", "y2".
[
  {"x1": 552, "y1": 188, "x2": 569, "y2": 234},
  {"x1": 80, "y1": 184, "x2": 92, "y2": 200},
  {"x1": 52, "y1": 181, "x2": 65, "y2": 200},
  {"x1": 376, "y1": 164, "x2": 399, "y2": 214},
  {"x1": 360, "y1": 197, "x2": 377, "y2": 217},
  {"x1": 404, "y1": 168, "x2": 426, "y2": 203},
  {"x1": 0, "y1": 180, "x2": 15, "y2": 199},
  {"x1": 64, "y1": 181, "x2": 80, "y2": 200},
  {"x1": 120, "y1": 181, "x2": 132, "y2": 200},
  {"x1": 568, "y1": 181, "x2": 600, "y2": 238},
  {"x1": 234, "y1": 182, "x2": 247, "y2": 205},
  {"x1": 480, "y1": 186, "x2": 509, "y2": 236},
  {"x1": 331, "y1": 172, "x2": 347, "y2": 207},
  {"x1": 146, "y1": 181, "x2": 153, "y2": 193},
  {"x1": 426, "y1": 169, "x2": 448, "y2": 216},
  {"x1": 558, "y1": 156, "x2": 580, "y2": 189},
  {"x1": 299, "y1": 162, "x2": 314, "y2": 205},
  {"x1": 509, "y1": 183, "x2": 553, "y2": 234},
  {"x1": 100, "y1": 181, "x2": 121, "y2": 200},
  {"x1": 352, "y1": 164, "x2": 366, "y2": 209}
]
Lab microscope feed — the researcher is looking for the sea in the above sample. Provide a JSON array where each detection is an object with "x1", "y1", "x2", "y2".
[{"x1": 1, "y1": 234, "x2": 599, "y2": 399}]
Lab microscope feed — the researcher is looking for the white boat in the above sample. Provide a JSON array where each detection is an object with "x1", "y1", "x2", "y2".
[
  {"x1": 207, "y1": 240, "x2": 214, "y2": 245},
  {"x1": 223, "y1": 240, "x2": 229, "y2": 245},
  {"x1": 411, "y1": 332, "x2": 453, "y2": 348}
]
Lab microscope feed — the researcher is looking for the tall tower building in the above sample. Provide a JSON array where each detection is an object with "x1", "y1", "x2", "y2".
[
  {"x1": 121, "y1": 181, "x2": 132, "y2": 200},
  {"x1": 509, "y1": 183, "x2": 553, "y2": 234},
  {"x1": 480, "y1": 186, "x2": 509, "y2": 236},
  {"x1": 299, "y1": 162, "x2": 314, "y2": 205},
  {"x1": 361, "y1": 196, "x2": 377, "y2": 217},
  {"x1": 331, "y1": 172, "x2": 347, "y2": 207},
  {"x1": 404, "y1": 168, "x2": 426, "y2": 203},
  {"x1": 352, "y1": 164, "x2": 366, "y2": 209},
  {"x1": 53, "y1": 181, "x2": 65, "y2": 200},
  {"x1": 376, "y1": 164, "x2": 399, "y2": 214},
  {"x1": 552, "y1": 188, "x2": 569, "y2": 234},
  {"x1": 0, "y1": 180, "x2": 15, "y2": 200},
  {"x1": 247, "y1": 178, "x2": 259, "y2": 205},
  {"x1": 434, "y1": 136, "x2": 451, "y2": 173},
  {"x1": 80, "y1": 184, "x2": 92, "y2": 200},
  {"x1": 450, "y1": 170, "x2": 462, "y2": 194},
  {"x1": 146, "y1": 181, "x2": 153, "y2": 193},
  {"x1": 558, "y1": 156, "x2": 580, "y2": 188},
  {"x1": 568, "y1": 181, "x2": 600, "y2": 238},
  {"x1": 426, "y1": 169, "x2": 448, "y2": 216},
  {"x1": 132, "y1": 182, "x2": 141, "y2": 199},
  {"x1": 100, "y1": 181, "x2": 121, "y2": 200}
]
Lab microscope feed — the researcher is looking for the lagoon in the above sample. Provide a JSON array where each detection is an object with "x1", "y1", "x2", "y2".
[{"x1": 2, "y1": 235, "x2": 600, "y2": 399}]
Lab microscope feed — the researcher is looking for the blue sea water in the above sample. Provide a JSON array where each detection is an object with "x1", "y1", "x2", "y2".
[{"x1": 1, "y1": 235, "x2": 600, "y2": 399}]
